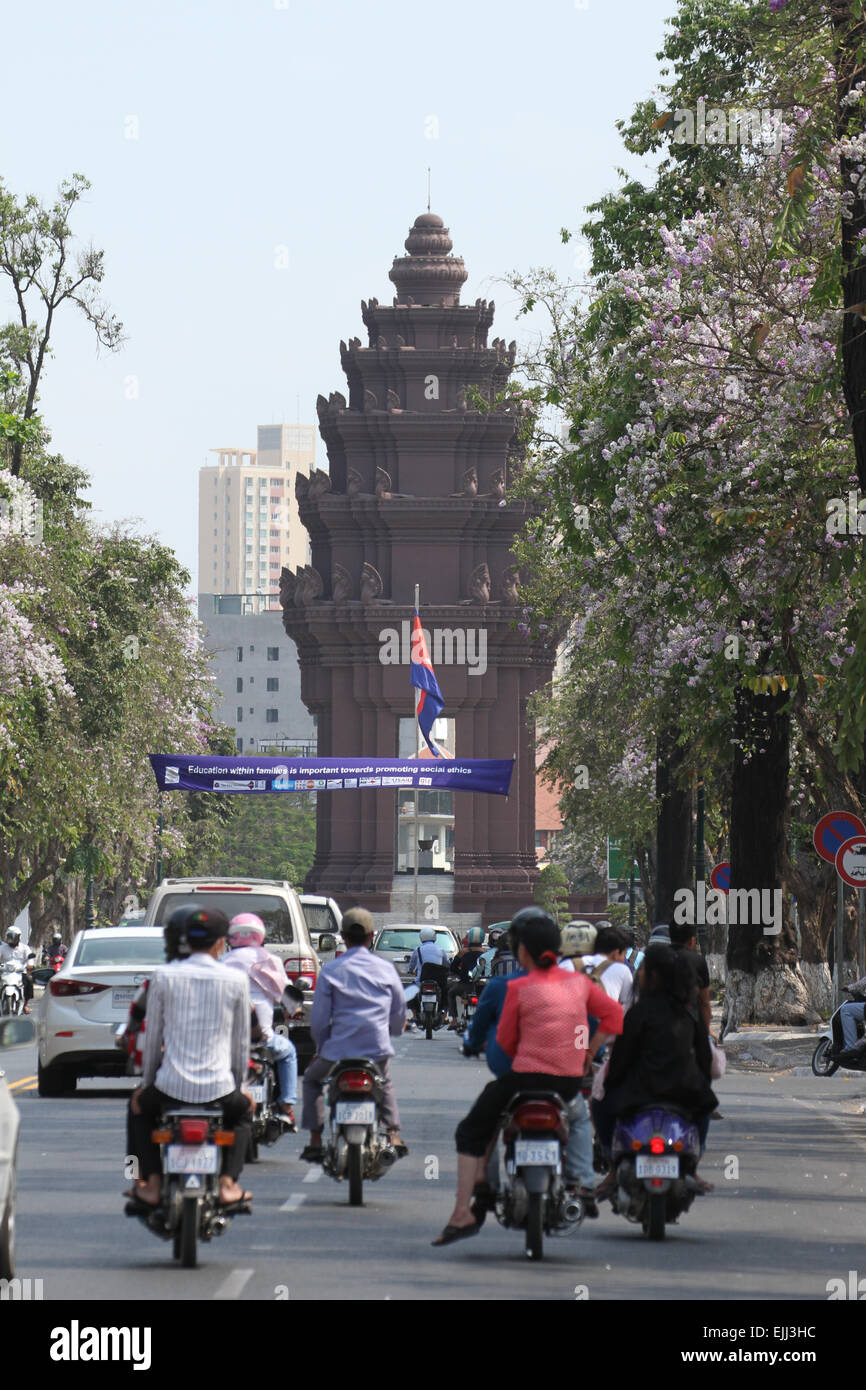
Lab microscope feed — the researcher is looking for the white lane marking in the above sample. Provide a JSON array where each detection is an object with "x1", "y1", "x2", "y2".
[
  {"x1": 213, "y1": 1268, "x2": 254, "y2": 1300},
  {"x1": 280, "y1": 1192, "x2": 307, "y2": 1212},
  {"x1": 302, "y1": 1166, "x2": 323, "y2": 1183}
]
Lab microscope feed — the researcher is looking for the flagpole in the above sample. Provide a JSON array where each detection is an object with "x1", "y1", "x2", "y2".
[{"x1": 414, "y1": 582, "x2": 421, "y2": 923}]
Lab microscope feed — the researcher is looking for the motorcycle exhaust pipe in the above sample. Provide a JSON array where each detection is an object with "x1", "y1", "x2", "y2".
[
  {"x1": 211, "y1": 1214, "x2": 229, "y2": 1236},
  {"x1": 561, "y1": 1197, "x2": 585, "y2": 1225}
]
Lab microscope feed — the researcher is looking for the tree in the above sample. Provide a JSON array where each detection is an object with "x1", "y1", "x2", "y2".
[
  {"x1": 534, "y1": 863, "x2": 571, "y2": 926},
  {"x1": 0, "y1": 174, "x2": 123, "y2": 475}
]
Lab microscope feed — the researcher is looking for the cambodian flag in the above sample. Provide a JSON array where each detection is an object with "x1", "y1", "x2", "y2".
[{"x1": 410, "y1": 609, "x2": 444, "y2": 757}]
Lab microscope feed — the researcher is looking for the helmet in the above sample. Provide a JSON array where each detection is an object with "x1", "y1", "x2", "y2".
[
  {"x1": 5, "y1": 927, "x2": 21, "y2": 945},
  {"x1": 649, "y1": 923, "x2": 671, "y2": 944},
  {"x1": 51, "y1": 929, "x2": 63, "y2": 943},
  {"x1": 560, "y1": 921, "x2": 597, "y2": 958},
  {"x1": 179, "y1": 907, "x2": 229, "y2": 948},
  {"x1": 510, "y1": 906, "x2": 555, "y2": 934},
  {"x1": 419, "y1": 926, "x2": 437, "y2": 943},
  {"x1": 228, "y1": 913, "x2": 266, "y2": 948},
  {"x1": 487, "y1": 927, "x2": 506, "y2": 946},
  {"x1": 467, "y1": 927, "x2": 484, "y2": 946}
]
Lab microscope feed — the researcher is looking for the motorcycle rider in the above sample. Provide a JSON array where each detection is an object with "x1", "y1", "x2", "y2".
[
  {"x1": 470, "y1": 927, "x2": 507, "y2": 982},
  {"x1": 433, "y1": 909, "x2": 623, "y2": 1246},
  {"x1": 836, "y1": 971, "x2": 866, "y2": 1058},
  {"x1": 42, "y1": 928, "x2": 67, "y2": 969},
  {"x1": 447, "y1": 926, "x2": 486, "y2": 1025},
  {"x1": 0, "y1": 926, "x2": 36, "y2": 1012},
  {"x1": 300, "y1": 906, "x2": 408, "y2": 1163},
  {"x1": 592, "y1": 943, "x2": 717, "y2": 1197},
  {"x1": 578, "y1": 926, "x2": 635, "y2": 1011},
  {"x1": 222, "y1": 913, "x2": 298, "y2": 1129},
  {"x1": 557, "y1": 921, "x2": 597, "y2": 973},
  {"x1": 127, "y1": 907, "x2": 254, "y2": 1209}
]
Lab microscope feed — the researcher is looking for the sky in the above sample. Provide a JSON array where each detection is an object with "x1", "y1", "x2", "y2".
[{"x1": 0, "y1": 0, "x2": 676, "y2": 584}]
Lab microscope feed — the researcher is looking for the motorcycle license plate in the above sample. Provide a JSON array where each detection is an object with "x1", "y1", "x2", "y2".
[
  {"x1": 165, "y1": 1144, "x2": 219, "y2": 1175},
  {"x1": 112, "y1": 988, "x2": 137, "y2": 1009},
  {"x1": 514, "y1": 1140, "x2": 560, "y2": 1166},
  {"x1": 248, "y1": 1085, "x2": 265, "y2": 1104},
  {"x1": 334, "y1": 1101, "x2": 375, "y2": 1125},
  {"x1": 635, "y1": 1155, "x2": 679, "y2": 1179}
]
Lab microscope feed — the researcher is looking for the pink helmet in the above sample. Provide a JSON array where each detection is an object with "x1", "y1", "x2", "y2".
[{"x1": 228, "y1": 913, "x2": 266, "y2": 948}]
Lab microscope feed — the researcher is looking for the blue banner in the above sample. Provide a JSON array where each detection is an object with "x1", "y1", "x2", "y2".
[{"x1": 149, "y1": 754, "x2": 514, "y2": 797}]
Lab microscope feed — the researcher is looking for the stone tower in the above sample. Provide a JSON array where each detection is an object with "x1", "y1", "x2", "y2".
[{"x1": 280, "y1": 212, "x2": 555, "y2": 925}]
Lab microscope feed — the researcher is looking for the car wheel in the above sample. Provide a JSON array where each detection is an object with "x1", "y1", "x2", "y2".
[
  {"x1": 0, "y1": 1170, "x2": 16, "y2": 1278},
  {"x1": 37, "y1": 1058, "x2": 74, "y2": 1097}
]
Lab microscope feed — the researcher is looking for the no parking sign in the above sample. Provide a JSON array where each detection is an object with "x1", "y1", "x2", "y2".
[{"x1": 813, "y1": 811, "x2": 866, "y2": 865}]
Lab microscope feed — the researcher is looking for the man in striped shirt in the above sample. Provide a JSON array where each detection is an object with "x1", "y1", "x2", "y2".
[{"x1": 127, "y1": 908, "x2": 254, "y2": 1208}]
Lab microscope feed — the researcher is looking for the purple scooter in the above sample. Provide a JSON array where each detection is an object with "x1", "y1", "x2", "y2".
[{"x1": 609, "y1": 1106, "x2": 703, "y2": 1240}]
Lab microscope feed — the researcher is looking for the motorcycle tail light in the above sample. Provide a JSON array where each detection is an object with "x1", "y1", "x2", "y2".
[
  {"x1": 338, "y1": 1070, "x2": 374, "y2": 1093},
  {"x1": 49, "y1": 979, "x2": 109, "y2": 997},
  {"x1": 651, "y1": 1178, "x2": 664, "y2": 1188},
  {"x1": 650, "y1": 1136, "x2": 665, "y2": 1154},
  {"x1": 214, "y1": 1131, "x2": 235, "y2": 1146},
  {"x1": 673, "y1": 1139, "x2": 684, "y2": 1152},
  {"x1": 151, "y1": 1129, "x2": 171, "y2": 1143},
  {"x1": 178, "y1": 1119, "x2": 209, "y2": 1144},
  {"x1": 513, "y1": 1102, "x2": 561, "y2": 1132},
  {"x1": 469, "y1": 997, "x2": 478, "y2": 1005}
]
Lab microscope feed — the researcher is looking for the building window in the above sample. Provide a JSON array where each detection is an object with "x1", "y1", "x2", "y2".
[
  {"x1": 236, "y1": 677, "x2": 243, "y2": 693},
  {"x1": 236, "y1": 707, "x2": 243, "y2": 723},
  {"x1": 267, "y1": 677, "x2": 278, "y2": 692},
  {"x1": 267, "y1": 647, "x2": 279, "y2": 661},
  {"x1": 266, "y1": 709, "x2": 278, "y2": 723},
  {"x1": 249, "y1": 707, "x2": 254, "y2": 715},
  {"x1": 236, "y1": 737, "x2": 243, "y2": 752},
  {"x1": 236, "y1": 646, "x2": 243, "y2": 662}
]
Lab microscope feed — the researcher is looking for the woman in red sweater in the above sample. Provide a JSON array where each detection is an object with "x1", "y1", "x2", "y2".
[{"x1": 432, "y1": 908, "x2": 623, "y2": 1246}]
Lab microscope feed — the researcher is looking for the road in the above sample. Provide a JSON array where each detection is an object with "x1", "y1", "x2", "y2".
[{"x1": 7, "y1": 1032, "x2": 866, "y2": 1300}]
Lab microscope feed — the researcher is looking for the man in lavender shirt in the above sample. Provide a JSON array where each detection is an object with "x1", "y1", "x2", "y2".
[{"x1": 300, "y1": 907, "x2": 408, "y2": 1162}]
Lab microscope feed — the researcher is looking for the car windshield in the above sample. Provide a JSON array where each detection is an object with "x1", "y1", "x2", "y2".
[
  {"x1": 151, "y1": 892, "x2": 294, "y2": 944},
  {"x1": 377, "y1": 930, "x2": 453, "y2": 952},
  {"x1": 74, "y1": 935, "x2": 167, "y2": 967}
]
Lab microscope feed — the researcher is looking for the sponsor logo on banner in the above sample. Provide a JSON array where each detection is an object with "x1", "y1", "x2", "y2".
[
  {"x1": 213, "y1": 778, "x2": 267, "y2": 791},
  {"x1": 382, "y1": 776, "x2": 413, "y2": 786},
  {"x1": 272, "y1": 777, "x2": 295, "y2": 790},
  {"x1": 166, "y1": 766, "x2": 179, "y2": 785},
  {"x1": 343, "y1": 778, "x2": 358, "y2": 788},
  {"x1": 326, "y1": 779, "x2": 343, "y2": 790},
  {"x1": 419, "y1": 777, "x2": 432, "y2": 786},
  {"x1": 360, "y1": 776, "x2": 381, "y2": 787}
]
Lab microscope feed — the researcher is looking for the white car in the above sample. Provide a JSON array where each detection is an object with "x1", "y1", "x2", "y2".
[
  {"x1": 372, "y1": 924, "x2": 462, "y2": 982},
  {"x1": 299, "y1": 894, "x2": 344, "y2": 961},
  {"x1": 0, "y1": 1016, "x2": 36, "y2": 1276},
  {"x1": 36, "y1": 927, "x2": 166, "y2": 1096}
]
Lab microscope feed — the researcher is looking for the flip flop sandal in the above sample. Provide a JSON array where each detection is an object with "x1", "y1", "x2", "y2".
[
  {"x1": 218, "y1": 1191, "x2": 253, "y2": 1209},
  {"x1": 391, "y1": 1139, "x2": 409, "y2": 1158},
  {"x1": 431, "y1": 1221, "x2": 480, "y2": 1247}
]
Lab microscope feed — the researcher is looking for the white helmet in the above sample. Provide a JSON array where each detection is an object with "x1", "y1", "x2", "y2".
[
  {"x1": 5, "y1": 926, "x2": 21, "y2": 945},
  {"x1": 419, "y1": 926, "x2": 437, "y2": 943},
  {"x1": 560, "y1": 921, "x2": 597, "y2": 959}
]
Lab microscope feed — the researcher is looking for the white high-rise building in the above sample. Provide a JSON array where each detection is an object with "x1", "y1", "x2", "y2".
[{"x1": 198, "y1": 424, "x2": 317, "y2": 599}]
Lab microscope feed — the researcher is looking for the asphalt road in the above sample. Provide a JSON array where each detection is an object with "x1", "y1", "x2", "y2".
[{"x1": 8, "y1": 1032, "x2": 866, "y2": 1301}]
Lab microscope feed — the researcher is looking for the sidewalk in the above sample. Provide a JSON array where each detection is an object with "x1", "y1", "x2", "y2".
[{"x1": 714, "y1": 1004, "x2": 823, "y2": 1071}]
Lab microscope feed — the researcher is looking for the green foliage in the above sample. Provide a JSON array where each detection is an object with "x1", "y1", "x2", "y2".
[
  {"x1": 194, "y1": 792, "x2": 317, "y2": 887},
  {"x1": 534, "y1": 863, "x2": 571, "y2": 927}
]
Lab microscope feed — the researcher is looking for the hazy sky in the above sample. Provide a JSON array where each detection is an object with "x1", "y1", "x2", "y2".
[{"x1": 1, "y1": 0, "x2": 675, "y2": 583}]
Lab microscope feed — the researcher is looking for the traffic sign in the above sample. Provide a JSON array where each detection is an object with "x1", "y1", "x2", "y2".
[
  {"x1": 710, "y1": 862, "x2": 730, "y2": 894},
  {"x1": 835, "y1": 835, "x2": 866, "y2": 888},
  {"x1": 813, "y1": 811, "x2": 866, "y2": 865}
]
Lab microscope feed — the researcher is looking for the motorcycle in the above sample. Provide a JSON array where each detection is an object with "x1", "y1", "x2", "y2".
[
  {"x1": 608, "y1": 1106, "x2": 703, "y2": 1240},
  {"x1": 812, "y1": 989, "x2": 866, "y2": 1075},
  {"x1": 125, "y1": 1105, "x2": 250, "y2": 1268},
  {"x1": 321, "y1": 1058, "x2": 397, "y2": 1205},
  {"x1": 490, "y1": 1090, "x2": 583, "y2": 1260},
  {"x1": 246, "y1": 1043, "x2": 292, "y2": 1161},
  {"x1": 45, "y1": 949, "x2": 66, "y2": 974},
  {"x1": 0, "y1": 963, "x2": 25, "y2": 1017}
]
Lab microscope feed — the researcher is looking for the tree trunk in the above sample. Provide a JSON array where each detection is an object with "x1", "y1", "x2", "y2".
[
  {"x1": 726, "y1": 687, "x2": 813, "y2": 1024},
  {"x1": 833, "y1": 1, "x2": 866, "y2": 485},
  {"x1": 655, "y1": 727, "x2": 693, "y2": 925}
]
